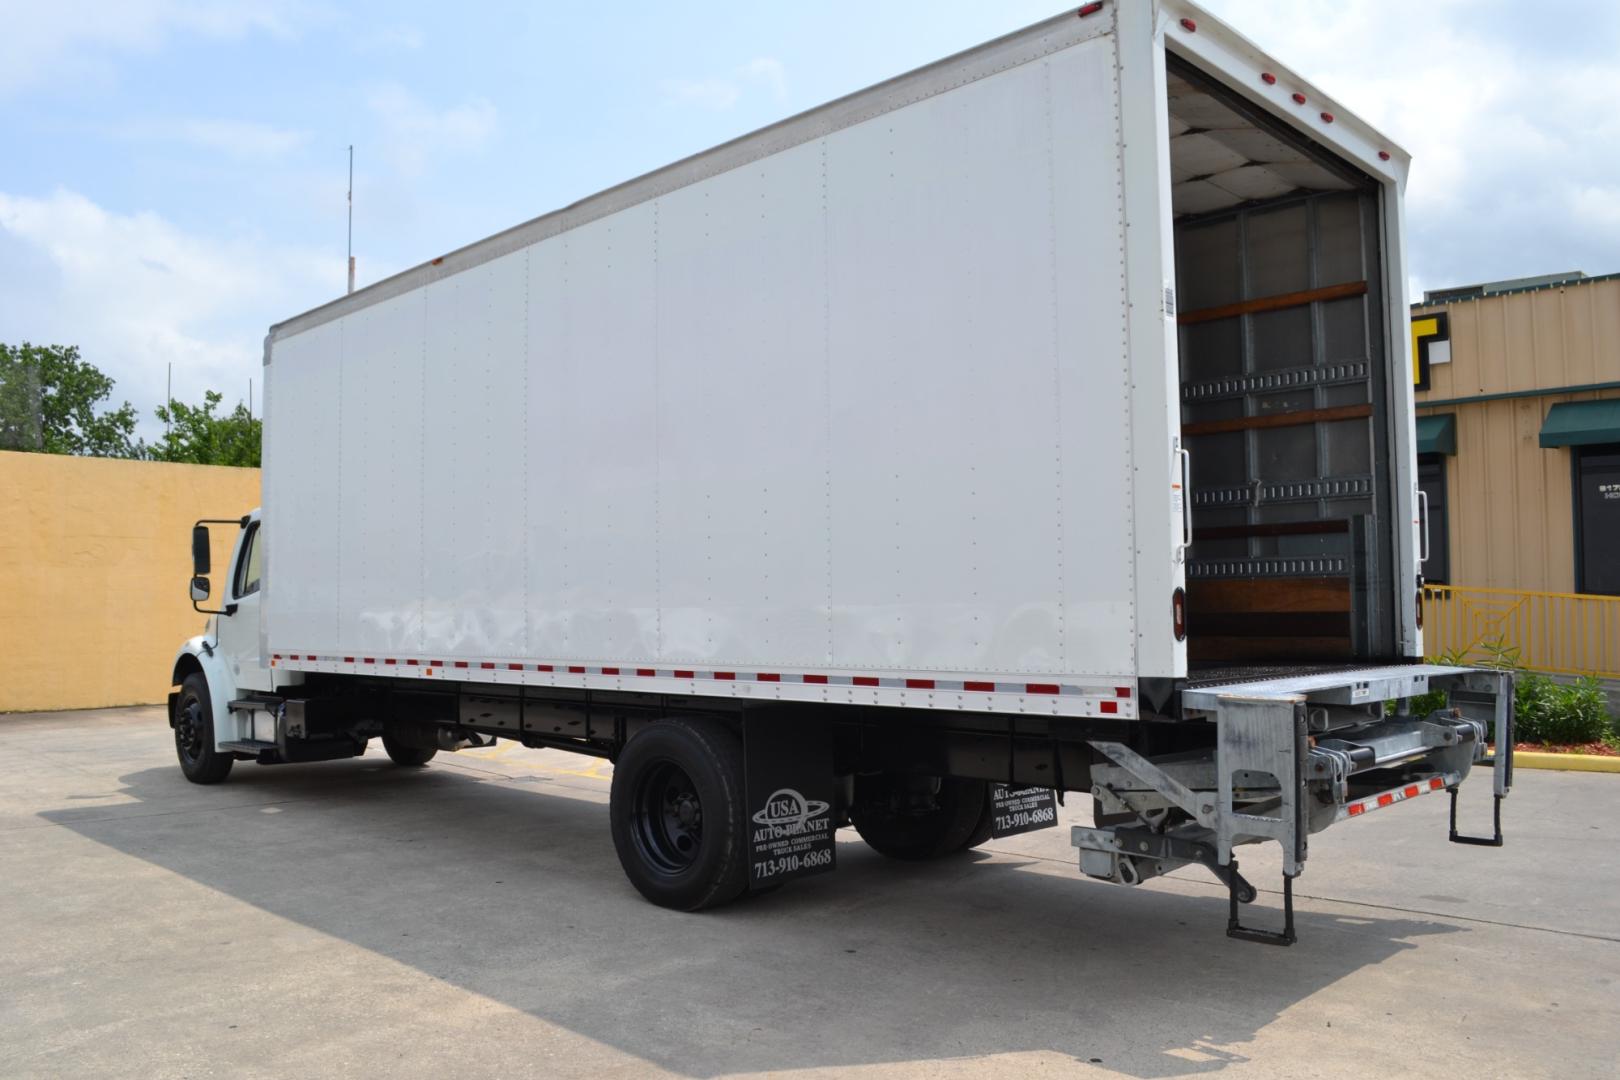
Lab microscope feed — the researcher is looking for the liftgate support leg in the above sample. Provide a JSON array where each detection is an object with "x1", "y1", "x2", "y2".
[
  {"x1": 1448, "y1": 788, "x2": 1504, "y2": 847},
  {"x1": 1449, "y1": 668, "x2": 1511, "y2": 848},
  {"x1": 1212, "y1": 698, "x2": 1307, "y2": 946},
  {"x1": 1225, "y1": 859, "x2": 1297, "y2": 946}
]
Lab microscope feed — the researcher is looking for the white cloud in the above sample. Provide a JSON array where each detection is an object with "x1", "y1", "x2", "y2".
[
  {"x1": 366, "y1": 84, "x2": 498, "y2": 176},
  {"x1": 661, "y1": 56, "x2": 789, "y2": 111},
  {"x1": 356, "y1": 24, "x2": 425, "y2": 52},
  {"x1": 0, "y1": 1, "x2": 309, "y2": 97},
  {"x1": 118, "y1": 117, "x2": 311, "y2": 159},
  {"x1": 0, "y1": 188, "x2": 340, "y2": 437}
]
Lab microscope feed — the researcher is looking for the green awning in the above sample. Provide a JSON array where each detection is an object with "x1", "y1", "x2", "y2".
[
  {"x1": 1540, "y1": 399, "x2": 1620, "y2": 448},
  {"x1": 1416, "y1": 413, "x2": 1456, "y2": 455}
]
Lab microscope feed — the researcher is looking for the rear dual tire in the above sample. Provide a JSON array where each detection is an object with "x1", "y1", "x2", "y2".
[
  {"x1": 610, "y1": 718, "x2": 750, "y2": 911},
  {"x1": 849, "y1": 774, "x2": 990, "y2": 860},
  {"x1": 381, "y1": 731, "x2": 438, "y2": 767}
]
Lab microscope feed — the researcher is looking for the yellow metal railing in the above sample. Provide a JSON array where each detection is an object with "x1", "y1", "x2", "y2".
[{"x1": 1422, "y1": 584, "x2": 1620, "y2": 679}]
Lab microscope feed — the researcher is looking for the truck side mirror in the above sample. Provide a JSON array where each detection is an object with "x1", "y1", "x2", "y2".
[
  {"x1": 192, "y1": 524, "x2": 211, "y2": 576},
  {"x1": 191, "y1": 576, "x2": 211, "y2": 602}
]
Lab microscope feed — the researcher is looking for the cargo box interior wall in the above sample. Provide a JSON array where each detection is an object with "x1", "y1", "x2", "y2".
[{"x1": 1165, "y1": 56, "x2": 1396, "y2": 666}]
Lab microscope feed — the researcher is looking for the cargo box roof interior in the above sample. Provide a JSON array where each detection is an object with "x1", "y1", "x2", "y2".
[
  {"x1": 1167, "y1": 60, "x2": 1363, "y2": 219},
  {"x1": 1165, "y1": 56, "x2": 1395, "y2": 667}
]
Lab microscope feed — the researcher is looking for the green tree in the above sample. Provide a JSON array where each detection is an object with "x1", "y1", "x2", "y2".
[
  {"x1": 0, "y1": 342, "x2": 139, "y2": 456},
  {"x1": 147, "y1": 390, "x2": 261, "y2": 467}
]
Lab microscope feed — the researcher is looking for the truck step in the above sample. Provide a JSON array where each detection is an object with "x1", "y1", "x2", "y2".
[{"x1": 219, "y1": 739, "x2": 278, "y2": 754}]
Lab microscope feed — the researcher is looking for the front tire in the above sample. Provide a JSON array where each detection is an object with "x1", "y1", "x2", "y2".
[
  {"x1": 850, "y1": 774, "x2": 986, "y2": 860},
  {"x1": 610, "y1": 718, "x2": 749, "y2": 911},
  {"x1": 381, "y1": 730, "x2": 438, "y2": 767},
  {"x1": 174, "y1": 673, "x2": 234, "y2": 784}
]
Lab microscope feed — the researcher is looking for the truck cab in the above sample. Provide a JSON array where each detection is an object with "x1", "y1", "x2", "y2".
[{"x1": 167, "y1": 511, "x2": 308, "y2": 782}]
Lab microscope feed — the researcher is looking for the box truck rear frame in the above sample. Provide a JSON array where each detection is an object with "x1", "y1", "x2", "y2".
[{"x1": 168, "y1": 2, "x2": 1512, "y2": 945}]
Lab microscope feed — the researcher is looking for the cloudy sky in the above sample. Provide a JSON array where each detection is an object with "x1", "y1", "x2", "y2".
[{"x1": 2, "y1": 0, "x2": 1617, "y2": 438}]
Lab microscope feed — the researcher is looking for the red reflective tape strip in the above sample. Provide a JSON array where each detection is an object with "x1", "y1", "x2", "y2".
[
  {"x1": 481, "y1": 662, "x2": 495, "y2": 669},
  {"x1": 272, "y1": 654, "x2": 282, "y2": 660},
  {"x1": 601, "y1": 667, "x2": 619, "y2": 676},
  {"x1": 385, "y1": 659, "x2": 397, "y2": 666},
  {"x1": 363, "y1": 658, "x2": 375, "y2": 664},
  {"x1": 1403, "y1": 785, "x2": 1420, "y2": 799},
  {"x1": 1026, "y1": 683, "x2": 1060, "y2": 695},
  {"x1": 430, "y1": 661, "x2": 444, "y2": 667},
  {"x1": 454, "y1": 661, "x2": 469, "y2": 668},
  {"x1": 756, "y1": 673, "x2": 780, "y2": 682},
  {"x1": 714, "y1": 672, "x2": 736, "y2": 681},
  {"x1": 1429, "y1": 777, "x2": 1445, "y2": 791},
  {"x1": 1348, "y1": 803, "x2": 1365, "y2": 816},
  {"x1": 802, "y1": 674, "x2": 828, "y2": 685},
  {"x1": 538, "y1": 664, "x2": 554, "y2": 672},
  {"x1": 1100, "y1": 701, "x2": 1118, "y2": 714},
  {"x1": 1377, "y1": 793, "x2": 1394, "y2": 807},
  {"x1": 1115, "y1": 686, "x2": 1132, "y2": 698},
  {"x1": 565, "y1": 665, "x2": 583, "y2": 673},
  {"x1": 853, "y1": 676, "x2": 879, "y2": 687},
  {"x1": 509, "y1": 663, "x2": 524, "y2": 671},
  {"x1": 343, "y1": 657, "x2": 355, "y2": 663},
  {"x1": 637, "y1": 668, "x2": 656, "y2": 677},
  {"x1": 675, "y1": 670, "x2": 695, "y2": 679},
  {"x1": 964, "y1": 681, "x2": 996, "y2": 693},
  {"x1": 406, "y1": 659, "x2": 419, "y2": 666},
  {"x1": 906, "y1": 678, "x2": 935, "y2": 690}
]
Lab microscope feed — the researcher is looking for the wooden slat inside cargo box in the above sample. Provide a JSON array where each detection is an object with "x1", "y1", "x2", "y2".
[{"x1": 1186, "y1": 576, "x2": 1353, "y2": 662}]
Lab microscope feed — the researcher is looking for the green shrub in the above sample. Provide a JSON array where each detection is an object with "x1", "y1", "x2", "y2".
[{"x1": 1514, "y1": 674, "x2": 1615, "y2": 745}]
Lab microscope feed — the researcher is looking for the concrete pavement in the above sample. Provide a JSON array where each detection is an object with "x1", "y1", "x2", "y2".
[{"x1": 2, "y1": 706, "x2": 1616, "y2": 1078}]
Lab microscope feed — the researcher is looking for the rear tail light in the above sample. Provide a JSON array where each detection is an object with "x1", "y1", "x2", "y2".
[{"x1": 1173, "y1": 587, "x2": 1187, "y2": 641}]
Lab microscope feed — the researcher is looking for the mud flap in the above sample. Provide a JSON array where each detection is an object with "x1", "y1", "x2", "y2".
[{"x1": 742, "y1": 711, "x2": 836, "y2": 889}]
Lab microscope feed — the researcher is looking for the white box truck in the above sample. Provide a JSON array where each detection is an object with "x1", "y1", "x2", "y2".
[{"x1": 171, "y1": 0, "x2": 1512, "y2": 943}]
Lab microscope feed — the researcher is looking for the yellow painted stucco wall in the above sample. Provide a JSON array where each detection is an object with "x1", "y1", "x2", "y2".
[{"x1": 0, "y1": 451, "x2": 260, "y2": 712}]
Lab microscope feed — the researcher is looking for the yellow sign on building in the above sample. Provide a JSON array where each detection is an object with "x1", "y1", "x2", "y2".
[{"x1": 1411, "y1": 311, "x2": 1450, "y2": 390}]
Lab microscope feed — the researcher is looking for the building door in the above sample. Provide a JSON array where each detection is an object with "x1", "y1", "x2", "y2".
[
  {"x1": 1417, "y1": 455, "x2": 1450, "y2": 584},
  {"x1": 1576, "y1": 445, "x2": 1620, "y2": 596}
]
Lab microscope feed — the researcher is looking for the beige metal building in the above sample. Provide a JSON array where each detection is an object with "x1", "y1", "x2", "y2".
[
  {"x1": 1413, "y1": 271, "x2": 1620, "y2": 593},
  {"x1": 1412, "y1": 272, "x2": 1620, "y2": 677}
]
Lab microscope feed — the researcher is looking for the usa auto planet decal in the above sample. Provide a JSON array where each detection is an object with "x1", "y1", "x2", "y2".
[{"x1": 750, "y1": 788, "x2": 834, "y2": 883}]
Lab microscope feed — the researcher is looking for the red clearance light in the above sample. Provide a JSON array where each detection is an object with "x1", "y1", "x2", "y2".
[
  {"x1": 1379, "y1": 150, "x2": 1392, "y2": 161},
  {"x1": 1261, "y1": 73, "x2": 1277, "y2": 85},
  {"x1": 1179, "y1": 17, "x2": 1197, "y2": 32},
  {"x1": 1291, "y1": 92, "x2": 1307, "y2": 105},
  {"x1": 1320, "y1": 111, "x2": 1335, "y2": 123},
  {"x1": 1077, "y1": 2, "x2": 1104, "y2": 16}
]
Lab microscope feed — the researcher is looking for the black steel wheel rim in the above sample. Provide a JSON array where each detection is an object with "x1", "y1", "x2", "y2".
[
  {"x1": 630, "y1": 759, "x2": 703, "y2": 876},
  {"x1": 176, "y1": 697, "x2": 205, "y2": 763}
]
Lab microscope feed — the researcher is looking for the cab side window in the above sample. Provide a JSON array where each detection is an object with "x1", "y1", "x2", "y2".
[{"x1": 235, "y1": 524, "x2": 263, "y2": 598}]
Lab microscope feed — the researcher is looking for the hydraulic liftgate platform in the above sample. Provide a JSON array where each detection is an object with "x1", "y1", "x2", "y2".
[{"x1": 1072, "y1": 665, "x2": 1513, "y2": 945}]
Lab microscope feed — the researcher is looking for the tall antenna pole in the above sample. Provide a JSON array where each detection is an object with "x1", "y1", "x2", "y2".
[
  {"x1": 248, "y1": 377, "x2": 253, "y2": 419},
  {"x1": 346, "y1": 145, "x2": 356, "y2": 295},
  {"x1": 165, "y1": 362, "x2": 171, "y2": 441}
]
